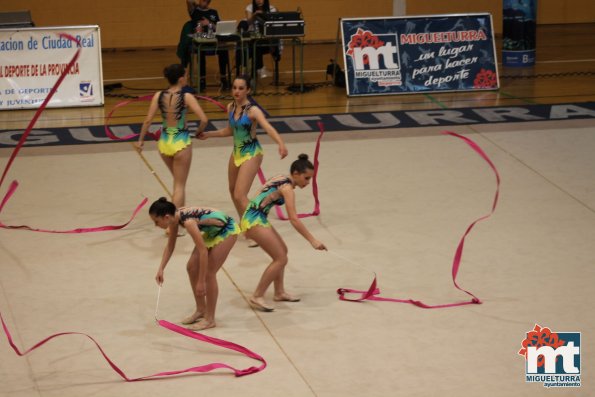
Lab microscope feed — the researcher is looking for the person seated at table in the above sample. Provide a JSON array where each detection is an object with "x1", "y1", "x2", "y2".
[
  {"x1": 176, "y1": 0, "x2": 230, "y2": 91},
  {"x1": 236, "y1": 0, "x2": 281, "y2": 79}
]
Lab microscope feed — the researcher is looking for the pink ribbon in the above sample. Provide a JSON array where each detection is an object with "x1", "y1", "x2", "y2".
[
  {"x1": 104, "y1": 94, "x2": 227, "y2": 141},
  {"x1": 112, "y1": 92, "x2": 325, "y2": 221},
  {"x1": 0, "y1": 33, "x2": 81, "y2": 189},
  {"x1": 104, "y1": 94, "x2": 160, "y2": 140},
  {"x1": 337, "y1": 131, "x2": 500, "y2": 308},
  {"x1": 0, "y1": 312, "x2": 266, "y2": 380},
  {"x1": 0, "y1": 35, "x2": 147, "y2": 233},
  {"x1": 1, "y1": 64, "x2": 266, "y2": 380},
  {"x1": 0, "y1": 180, "x2": 147, "y2": 233},
  {"x1": 245, "y1": 96, "x2": 323, "y2": 220},
  {"x1": 0, "y1": 33, "x2": 147, "y2": 233},
  {"x1": 196, "y1": 94, "x2": 228, "y2": 112},
  {"x1": 257, "y1": 121, "x2": 324, "y2": 220}
]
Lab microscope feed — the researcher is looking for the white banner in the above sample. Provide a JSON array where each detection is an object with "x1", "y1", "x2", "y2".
[{"x1": 0, "y1": 25, "x2": 103, "y2": 110}]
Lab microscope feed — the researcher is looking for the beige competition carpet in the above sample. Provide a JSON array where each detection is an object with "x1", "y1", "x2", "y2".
[{"x1": 1, "y1": 112, "x2": 594, "y2": 396}]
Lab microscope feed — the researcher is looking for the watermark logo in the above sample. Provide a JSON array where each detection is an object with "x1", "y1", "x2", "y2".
[
  {"x1": 345, "y1": 28, "x2": 402, "y2": 86},
  {"x1": 518, "y1": 324, "x2": 581, "y2": 388},
  {"x1": 79, "y1": 81, "x2": 94, "y2": 101}
]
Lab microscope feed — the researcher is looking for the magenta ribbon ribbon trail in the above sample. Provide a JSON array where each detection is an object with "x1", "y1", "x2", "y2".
[
  {"x1": 104, "y1": 94, "x2": 161, "y2": 140},
  {"x1": 337, "y1": 131, "x2": 500, "y2": 308},
  {"x1": 257, "y1": 121, "x2": 324, "y2": 220},
  {"x1": 108, "y1": 93, "x2": 325, "y2": 221},
  {"x1": 247, "y1": 95, "x2": 323, "y2": 220},
  {"x1": 1, "y1": 33, "x2": 266, "y2": 380},
  {"x1": 0, "y1": 311, "x2": 266, "y2": 380},
  {"x1": 104, "y1": 94, "x2": 226, "y2": 142},
  {"x1": 0, "y1": 180, "x2": 147, "y2": 233},
  {"x1": 0, "y1": 33, "x2": 147, "y2": 233}
]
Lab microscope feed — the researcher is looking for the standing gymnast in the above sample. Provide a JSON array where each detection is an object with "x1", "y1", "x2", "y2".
[
  {"x1": 136, "y1": 64, "x2": 208, "y2": 209},
  {"x1": 149, "y1": 197, "x2": 240, "y2": 331},
  {"x1": 241, "y1": 154, "x2": 327, "y2": 312},
  {"x1": 198, "y1": 75, "x2": 288, "y2": 220}
]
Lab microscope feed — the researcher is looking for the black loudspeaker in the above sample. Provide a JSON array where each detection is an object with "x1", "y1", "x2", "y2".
[
  {"x1": 260, "y1": 12, "x2": 302, "y2": 22},
  {"x1": 263, "y1": 21, "x2": 305, "y2": 37},
  {"x1": 0, "y1": 10, "x2": 34, "y2": 28}
]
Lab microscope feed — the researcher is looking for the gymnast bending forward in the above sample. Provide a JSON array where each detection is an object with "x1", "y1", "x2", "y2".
[
  {"x1": 241, "y1": 154, "x2": 327, "y2": 312},
  {"x1": 149, "y1": 197, "x2": 239, "y2": 330}
]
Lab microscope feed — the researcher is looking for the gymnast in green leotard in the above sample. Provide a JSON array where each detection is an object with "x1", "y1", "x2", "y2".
[
  {"x1": 198, "y1": 75, "x2": 288, "y2": 221},
  {"x1": 229, "y1": 100, "x2": 264, "y2": 167},
  {"x1": 241, "y1": 154, "x2": 327, "y2": 312},
  {"x1": 136, "y1": 64, "x2": 208, "y2": 210},
  {"x1": 149, "y1": 197, "x2": 239, "y2": 331}
]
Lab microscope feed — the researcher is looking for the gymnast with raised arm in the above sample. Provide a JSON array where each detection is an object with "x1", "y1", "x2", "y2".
[
  {"x1": 198, "y1": 75, "x2": 288, "y2": 223},
  {"x1": 136, "y1": 64, "x2": 208, "y2": 211}
]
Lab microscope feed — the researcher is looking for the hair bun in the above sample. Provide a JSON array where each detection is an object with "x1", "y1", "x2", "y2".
[
  {"x1": 298, "y1": 153, "x2": 309, "y2": 161},
  {"x1": 158, "y1": 197, "x2": 168, "y2": 202}
]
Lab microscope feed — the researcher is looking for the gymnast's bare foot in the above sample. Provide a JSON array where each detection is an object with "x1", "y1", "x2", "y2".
[
  {"x1": 249, "y1": 296, "x2": 274, "y2": 312},
  {"x1": 181, "y1": 310, "x2": 203, "y2": 325},
  {"x1": 188, "y1": 319, "x2": 216, "y2": 331},
  {"x1": 273, "y1": 293, "x2": 301, "y2": 302}
]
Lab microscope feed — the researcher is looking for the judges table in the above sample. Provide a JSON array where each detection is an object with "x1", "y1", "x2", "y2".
[
  {"x1": 249, "y1": 34, "x2": 304, "y2": 94},
  {"x1": 192, "y1": 33, "x2": 304, "y2": 94},
  {"x1": 190, "y1": 35, "x2": 238, "y2": 94}
]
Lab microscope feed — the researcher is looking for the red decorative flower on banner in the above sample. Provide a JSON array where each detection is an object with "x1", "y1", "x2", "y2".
[
  {"x1": 518, "y1": 324, "x2": 565, "y2": 367},
  {"x1": 346, "y1": 28, "x2": 385, "y2": 65},
  {"x1": 473, "y1": 68, "x2": 497, "y2": 88}
]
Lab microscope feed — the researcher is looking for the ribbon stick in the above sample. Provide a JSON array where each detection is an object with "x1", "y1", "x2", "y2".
[
  {"x1": 154, "y1": 285, "x2": 162, "y2": 322},
  {"x1": 0, "y1": 267, "x2": 267, "y2": 382},
  {"x1": 1, "y1": 40, "x2": 266, "y2": 380},
  {"x1": 104, "y1": 94, "x2": 227, "y2": 197},
  {"x1": 337, "y1": 131, "x2": 500, "y2": 308},
  {"x1": 150, "y1": 285, "x2": 267, "y2": 378},
  {"x1": 105, "y1": 95, "x2": 169, "y2": 196},
  {"x1": 131, "y1": 143, "x2": 173, "y2": 198}
]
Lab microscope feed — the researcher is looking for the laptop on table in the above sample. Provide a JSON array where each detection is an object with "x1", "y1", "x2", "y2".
[{"x1": 215, "y1": 20, "x2": 238, "y2": 37}]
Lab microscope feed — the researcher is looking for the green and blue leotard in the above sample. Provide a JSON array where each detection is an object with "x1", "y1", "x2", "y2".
[
  {"x1": 178, "y1": 207, "x2": 240, "y2": 248},
  {"x1": 230, "y1": 102, "x2": 264, "y2": 166},
  {"x1": 241, "y1": 175, "x2": 292, "y2": 231},
  {"x1": 157, "y1": 91, "x2": 192, "y2": 156}
]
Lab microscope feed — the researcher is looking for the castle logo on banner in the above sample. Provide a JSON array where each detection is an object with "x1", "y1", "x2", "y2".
[{"x1": 518, "y1": 324, "x2": 581, "y2": 388}]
